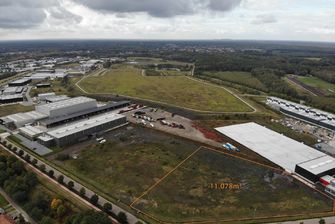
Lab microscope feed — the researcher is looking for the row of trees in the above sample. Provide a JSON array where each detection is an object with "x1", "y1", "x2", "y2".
[{"x1": 1, "y1": 139, "x2": 132, "y2": 224}]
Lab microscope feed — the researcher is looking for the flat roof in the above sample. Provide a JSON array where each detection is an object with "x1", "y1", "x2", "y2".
[
  {"x1": 40, "y1": 101, "x2": 130, "y2": 125},
  {"x1": 267, "y1": 97, "x2": 335, "y2": 125},
  {"x1": 297, "y1": 156, "x2": 335, "y2": 175},
  {"x1": 10, "y1": 78, "x2": 31, "y2": 84},
  {"x1": 38, "y1": 92, "x2": 55, "y2": 97},
  {"x1": 215, "y1": 122, "x2": 330, "y2": 173},
  {"x1": 6, "y1": 111, "x2": 48, "y2": 123},
  {"x1": 36, "y1": 96, "x2": 96, "y2": 111},
  {"x1": 45, "y1": 95, "x2": 70, "y2": 102},
  {"x1": 47, "y1": 112, "x2": 125, "y2": 139},
  {"x1": 19, "y1": 125, "x2": 44, "y2": 137},
  {"x1": 0, "y1": 94, "x2": 23, "y2": 100}
]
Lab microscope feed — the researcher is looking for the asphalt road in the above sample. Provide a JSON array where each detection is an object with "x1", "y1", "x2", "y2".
[
  {"x1": 0, "y1": 188, "x2": 36, "y2": 224},
  {"x1": 0, "y1": 134, "x2": 143, "y2": 224}
]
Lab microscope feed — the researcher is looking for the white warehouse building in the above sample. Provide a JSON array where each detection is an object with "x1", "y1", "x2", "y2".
[
  {"x1": 39, "y1": 112, "x2": 127, "y2": 147},
  {"x1": 35, "y1": 96, "x2": 97, "y2": 118}
]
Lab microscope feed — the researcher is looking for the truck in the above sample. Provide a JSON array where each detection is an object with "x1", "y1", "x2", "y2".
[{"x1": 223, "y1": 143, "x2": 240, "y2": 152}]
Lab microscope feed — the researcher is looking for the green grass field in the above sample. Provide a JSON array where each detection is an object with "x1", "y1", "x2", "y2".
[
  {"x1": 79, "y1": 65, "x2": 251, "y2": 112},
  {"x1": 128, "y1": 57, "x2": 190, "y2": 66},
  {"x1": 50, "y1": 126, "x2": 331, "y2": 223},
  {"x1": 51, "y1": 126, "x2": 200, "y2": 205},
  {"x1": 0, "y1": 104, "x2": 33, "y2": 117},
  {"x1": 135, "y1": 149, "x2": 332, "y2": 223},
  {"x1": 203, "y1": 71, "x2": 267, "y2": 91},
  {"x1": 296, "y1": 76, "x2": 335, "y2": 95}
]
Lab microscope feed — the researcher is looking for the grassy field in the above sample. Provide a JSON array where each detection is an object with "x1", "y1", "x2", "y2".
[
  {"x1": 30, "y1": 78, "x2": 81, "y2": 97},
  {"x1": 283, "y1": 77, "x2": 312, "y2": 96},
  {"x1": 134, "y1": 149, "x2": 332, "y2": 223},
  {"x1": 79, "y1": 65, "x2": 251, "y2": 112},
  {"x1": 0, "y1": 104, "x2": 33, "y2": 117},
  {"x1": 51, "y1": 126, "x2": 200, "y2": 205},
  {"x1": 296, "y1": 76, "x2": 335, "y2": 95},
  {"x1": 203, "y1": 71, "x2": 267, "y2": 92},
  {"x1": 128, "y1": 57, "x2": 190, "y2": 66},
  {"x1": 49, "y1": 126, "x2": 330, "y2": 223}
]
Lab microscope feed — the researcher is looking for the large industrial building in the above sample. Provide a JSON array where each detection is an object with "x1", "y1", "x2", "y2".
[
  {"x1": 216, "y1": 122, "x2": 335, "y2": 183},
  {"x1": 35, "y1": 96, "x2": 97, "y2": 118},
  {"x1": 0, "y1": 96, "x2": 130, "y2": 147},
  {"x1": 267, "y1": 97, "x2": 335, "y2": 131},
  {"x1": 8, "y1": 78, "x2": 31, "y2": 86},
  {"x1": 39, "y1": 113, "x2": 126, "y2": 147}
]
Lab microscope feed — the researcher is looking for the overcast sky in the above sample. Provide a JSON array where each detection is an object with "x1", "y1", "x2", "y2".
[{"x1": 0, "y1": 0, "x2": 334, "y2": 42}]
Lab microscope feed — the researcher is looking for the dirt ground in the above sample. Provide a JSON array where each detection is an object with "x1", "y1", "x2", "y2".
[{"x1": 123, "y1": 107, "x2": 221, "y2": 147}]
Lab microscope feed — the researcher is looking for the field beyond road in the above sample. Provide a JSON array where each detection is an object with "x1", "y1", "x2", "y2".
[
  {"x1": 134, "y1": 149, "x2": 333, "y2": 223},
  {"x1": 78, "y1": 65, "x2": 252, "y2": 113}
]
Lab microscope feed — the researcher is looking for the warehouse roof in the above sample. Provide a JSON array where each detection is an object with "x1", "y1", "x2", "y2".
[
  {"x1": 45, "y1": 95, "x2": 70, "y2": 102},
  {"x1": 19, "y1": 125, "x2": 44, "y2": 137},
  {"x1": 215, "y1": 122, "x2": 330, "y2": 173},
  {"x1": 6, "y1": 111, "x2": 48, "y2": 124},
  {"x1": 297, "y1": 155, "x2": 335, "y2": 175},
  {"x1": 36, "y1": 96, "x2": 96, "y2": 111},
  {"x1": 47, "y1": 112, "x2": 125, "y2": 139},
  {"x1": 40, "y1": 101, "x2": 130, "y2": 126},
  {"x1": 9, "y1": 78, "x2": 31, "y2": 84},
  {"x1": 0, "y1": 94, "x2": 23, "y2": 100}
]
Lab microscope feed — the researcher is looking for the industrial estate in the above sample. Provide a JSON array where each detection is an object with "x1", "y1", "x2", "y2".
[{"x1": 0, "y1": 40, "x2": 335, "y2": 224}]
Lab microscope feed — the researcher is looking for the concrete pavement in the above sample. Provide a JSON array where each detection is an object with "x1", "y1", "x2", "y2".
[{"x1": 0, "y1": 188, "x2": 36, "y2": 224}]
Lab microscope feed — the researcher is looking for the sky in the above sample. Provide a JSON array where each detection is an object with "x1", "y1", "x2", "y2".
[{"x1": 0, "y1": 0, "x2": 334, "y2": 42}]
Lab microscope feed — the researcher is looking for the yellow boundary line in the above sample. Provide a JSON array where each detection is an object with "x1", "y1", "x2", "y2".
[
  {"x1": 130, "y1": 146, "x2": 335, "y2": 224},
  {"x1": 130, "y1": 147, "x2": 202, "y2": 207}
]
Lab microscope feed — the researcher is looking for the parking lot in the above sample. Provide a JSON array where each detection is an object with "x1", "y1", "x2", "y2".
[{"x1": 124, "y1": 107, "x2": 222, "y2": 147}]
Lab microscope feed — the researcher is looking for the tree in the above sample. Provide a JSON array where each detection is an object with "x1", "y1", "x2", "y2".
[
  {"x1": 102, "y1": 202, "x2": 112, "y2": 212},
  {"x1": 57, "y1": 175, "x2": 64, "y2": 184},
  {"x1": 117, "y1": 212, "x2": 128, "y2": 224},
  {"x1": 39, "y1": 164, "x2": 46, "y2": 172},
  {"x1": 24, "y1": 154, "x2": 31, "y2": 162},
  {"x1": 12, "y1": 146, "x2": 18, "y2": 152},
  {"x1": 32, "y1": 158, "x2": 38, "y2": 166},
  {"x1": 65, "y1": 211, "x2": 112, "y2": 224},
  {"x1": 90, "y1": 194, "x2": 99, "y2": 205},
  {"x1": 7, "y1": 144, "x2": 12, "y2": 150},
  {"x1": 48, "y1": 170, "x2": 54, "y2": 178},
  {"x1": 57, "y1": 205, "x2": 67, "y2": 218},
  {"x1": 18, "y1": 150, "x2": 24, "y2": 157},
  {"x1": 40, "y1": 216, "x2": 55, "y2": 224},
  {"x1": 67, "y1": 181, "x2": 74, "y2": 190},
  {"x1": 79, "y1": 187, "x2": 86, "y2": 197},
  {"x1": 319, "y1": 218, "x2": 326, "y2": 224}
]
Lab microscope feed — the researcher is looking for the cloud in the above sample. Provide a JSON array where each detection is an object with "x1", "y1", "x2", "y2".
[
  {"x1": 0, "y1": 0, "x2": 81, "y2": 29},
  {"x1": 252, "y1": 14, "x2": 277, "y2": 24},
  {"x1": 72, "y1": 0, "x2": 242, "y2": 18},
  {"x1": 208, "y1": 0, "x2": 242, "y2": 11}
]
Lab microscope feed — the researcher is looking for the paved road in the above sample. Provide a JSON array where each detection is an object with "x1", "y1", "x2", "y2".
[
  {"x1": 270, "y1": 216, "x2": 335, "y2": 224},
  {"x1": 0, "y1": 134, "x2": 143, "y2": 224},
  {"x1": 0, "y1": 188, "x2": 37, "y2": 224}
]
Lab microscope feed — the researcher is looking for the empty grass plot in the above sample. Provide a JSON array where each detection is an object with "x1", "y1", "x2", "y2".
[
  {"x1": 79, "y1": 65, "x2": 252, "y2": 112},
  {"x1": 51, "y1": 126, "x2": 200, "y2": 205},
  {"x1": 132, "y1": 149, "x2": 333, "y2": 223}
]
